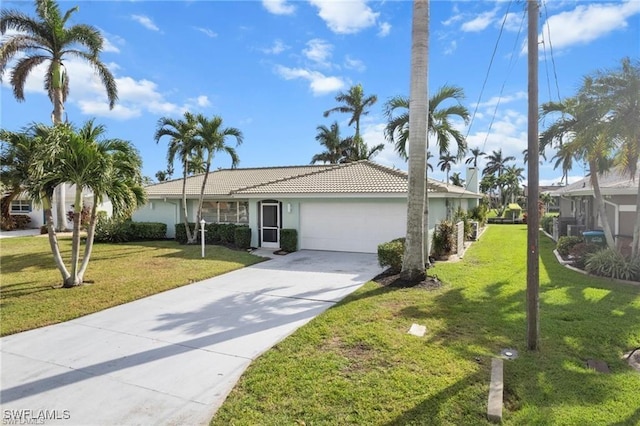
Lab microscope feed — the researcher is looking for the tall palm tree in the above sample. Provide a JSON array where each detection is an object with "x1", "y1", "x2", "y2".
[
  {"x1": 464, "y1": 147, "x2": 485, "y2": 167},
  {"x1": 482, "y1": 149, "x2": 515, "y2": 178},
  {"x1": 341, "y1": 137, "x2": 385, "y2": 163},
  {"x1": 401, "y1": 0, "x2": 429, "y2": 281},
  {"x1": 192, "y1": 114, "x2": 242, "y2": 244},
  {"x1": 500, "y1": 164, "x2": 525, "y2": 205},
  {"x1": 155, "y1": 112, "x2": 199, "y2": 244},
  {"x1": 589, "y1": 57, "x2": 640, "y2": 257},
  {"x1": 384, "y1": 84, "x2": 470, "y2": 161},
  {"x1": 450, "y1": 172, "x2": 464, "y2": 187},
  {"x1": 1, "y1": 0, "x2": 118, "y2": 230},
  {"x1": 540, "y1": 94, "x2": 616, "y2": 249},
  {"x1": 311, "y1": 121, "x2": 350, "y2": 164},
  {"x1": 437, "y1": 153, "x2": 456, "y2": 184},
  {"x1": 323, "y1": 83, "x2": 377, "y2": 143}
]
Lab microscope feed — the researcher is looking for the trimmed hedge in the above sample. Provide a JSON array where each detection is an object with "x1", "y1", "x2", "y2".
[
  {"x1": 95, "y1": 219, "x2": 167, "y2": 243},
  {"x1": 378, "y1": 237, "x2": 405, "y2": 273},
  {"x1": 234, "y1": 226, "x2": 251, "y2": 249},
  {"x1": 280, "y1": 229, "x2": 298, "y2": 252}
]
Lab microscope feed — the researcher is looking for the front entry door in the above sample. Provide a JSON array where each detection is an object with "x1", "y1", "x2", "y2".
[{"x1": 261, "y1": 202, "x2": 280, "y2": 248}]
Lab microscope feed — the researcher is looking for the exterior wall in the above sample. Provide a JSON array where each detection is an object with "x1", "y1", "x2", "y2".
[
  {"x1": 9, "y1": 202, "x2": 44, "y2": 229},
  {"x1": 619, "y1": 211, "x2": 635, "y2": 236},
  {"x1": 132, "y1": 200, "x2": 180, "y2": 238}
]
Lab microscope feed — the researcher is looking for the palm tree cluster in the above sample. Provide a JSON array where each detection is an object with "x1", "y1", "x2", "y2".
[
  {"x1": 0, "y1": 122, "x2": 146, "y2": 287},
  {"x1": 480, "y1": 149, "x2": 524, "y2": 212},
  {"x1": 311, "y1": 84, "x2": 384, "y2": 164},
  {"x1": 540, "y1": 57, "x2": 640, "y2": 256},
  {"x1": 155, "y1": 112, "x2": 243, "y2": 244}
]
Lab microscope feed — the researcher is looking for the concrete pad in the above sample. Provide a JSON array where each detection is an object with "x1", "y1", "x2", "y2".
[
  {"x1": 1, "y1": 250, "x2": 382, "y2": 425},
  {"x1": 408, "y1": 323, "x2": 426, "y2": 337},
  {"x1": 487, "y1": 357, "x2": 503, "y2": 423}
]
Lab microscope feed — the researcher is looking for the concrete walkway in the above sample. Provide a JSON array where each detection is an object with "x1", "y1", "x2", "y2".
[
  {"x1": 0, "y1": 250, "x2": 382, "y2": 425},
  {"x1": 0, "y1": 229, "x2": 41, "y2": 238}
]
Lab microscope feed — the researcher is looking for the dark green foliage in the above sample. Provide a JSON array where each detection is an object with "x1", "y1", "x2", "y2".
[
  {"x1": 541, "y1": 215, "x2": 555, "y2": 234},
  {"x1": 432, "y1": 220, "x2": 456, "y2": 258},
  {"x1": 219, "y1": 224, "x2": 237, "y2": 245},
  {"x1": 569, "y1": 242, "x2": 602, "y2": 269},
  {"x1": 280, "y1": 229, "x2": 297, "y2": 252},
  {"x1": 234, "y1": 226, "x2": 251, "y2": 249},
  {"x1": 556, "y1": 235, "x2": 583, "y2": 257},
  {"x1": 205, "y1": 223, "x2": 222, "y2": 244},
  {"x1": 175, "y1": 223, "x2": 197, "y2": 244},
  {"x1": 585, "y1": 248, "x2": 640, "y2": 281},
  {"x1": 469, "y1": 204, "x2": 488, "y2": 226},
  {"x1": 96, "y1": 218, "x2": 166, "y2": 243},
  {"x1": 377, "y1": 237, "x2": 405, "y2": 272},
  {"x1": 453, "y1": 208, "x2": 473, "y2": 240}
]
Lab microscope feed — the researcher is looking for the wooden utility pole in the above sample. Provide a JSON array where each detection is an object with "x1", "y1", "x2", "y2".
[{"x1": 526, "y1": 0, "x2": 540, "y2": 351}]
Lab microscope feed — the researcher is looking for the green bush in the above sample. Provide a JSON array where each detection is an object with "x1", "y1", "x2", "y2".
[
  {"x1": 541, "y1": 215, "x2": 555, "y2": 234},
  {"x1": 219, "y1": 224, "x2": 237, "y2": 245},
  {"x1": 175, "y1": 223, "x2": 199, "y2": 244},
  {"x1": 1, "y1": 214, "x2": 32, "y2": 231},
  {"x1": 432, "y1": 220, "x2": 456, "y2": 258},
  {"x1": 556, "y1": 236, "x2": 583, "y2": 257},
  {"x1": 585, "y1": 248, "x2": 640, "y2": 281},
  {"x1": 96, "y1": 218, "x2": 166, "y2": 243},
  {"x1": 377, "y1": 237, "x2": 405, "y2": 272},
  {"x1": 280, "y1": 229, "x2": 297, "y2": 252},
  {"x1": 569, "y1": 242, "x2": 602, "y2": 270},
  {"x1": 234, "y1": 226, "x2": 251, "y2": 249},
  {"x1": 128, "y1": 222, "x2": 167, "y2": 240},
  {"x1": 469, "y1": 204, "x2": 488, "y2": 226},
  {"x1": 205, "y1": 223, "x2": 222, "y2": 244}
]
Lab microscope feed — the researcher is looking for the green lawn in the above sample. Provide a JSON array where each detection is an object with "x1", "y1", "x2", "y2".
[
  {"x1": 0, "y1": 236, "x2": 264, "y2": 336},
  {"x1": 212, "y1": 225, "x2": 640, "y2": 425}
]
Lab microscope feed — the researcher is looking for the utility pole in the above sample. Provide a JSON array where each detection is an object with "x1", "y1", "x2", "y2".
[{"x1": 526, "y1": 0, "x2": 540, "y2": 351}]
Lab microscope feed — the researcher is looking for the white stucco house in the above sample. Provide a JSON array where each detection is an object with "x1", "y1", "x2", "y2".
[{"x1": 132, "y1": 161, "x2": 482, "y2": 254}]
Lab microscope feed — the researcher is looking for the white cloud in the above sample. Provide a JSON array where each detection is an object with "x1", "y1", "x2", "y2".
[
  {"x1": 344, "y1": 55, "x2": 366, "y2": 72},
  {"x1": 444, "y1": 40, "x2": 457, "y2": 56},
  {"x1": 540, "y1": 1, "x2": 640, "y2": 50},
  {"x1": 195, "y1": 27, "x2": 217, "y2": 38},
  {"x1": 361, "y1": 122, "x2": 406, "y2": 171},
  {"x1": 309, "y1": 0, "x2": 379, "y2": 34},
  {"x1": 131, "y1": 15, "x2": 160, "y2": 32},
  {"x1": 261, "y1": 39, "x2": 289, "y2": 55},
  {"x1": 461, "y1": 9, "x2": 498, "y2": 32},
  {"x1": 186, "y1": 95, "x2": 211, "y2": 108},
  {"x1": 503, "y1": 11, "x2": 525, "y2": 33},
  {"x1": 476, "y1": 91, "x2": 527, "y2": 109},
  {"x1": 77, "y1": 101, "x2": 141, "y2": 120},
  {"x1": 303, "y1": 39, "x2": 333, "y2": 66},
  {"x1": 274, "y1": 65, "x2": 345, "y2": 96},
  {"x1": 262, "y1": 0, "x2": 295, "y2": 15},
  {"x1": 378, "y1": 22, "x2": 391, "y2": 37}
]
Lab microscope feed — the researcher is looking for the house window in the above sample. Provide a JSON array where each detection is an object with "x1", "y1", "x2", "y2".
[
  {"x1": 201, "y1": 201, "x2": 249, "y2": 224},
  {"x1": 10, "y1": 200, "x2": 32, "y2": 213}
]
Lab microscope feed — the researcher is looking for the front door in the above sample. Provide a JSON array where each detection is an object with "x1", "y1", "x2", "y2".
[{"x1": 261, "y1": 202, "x2": 280, "y2": 248}]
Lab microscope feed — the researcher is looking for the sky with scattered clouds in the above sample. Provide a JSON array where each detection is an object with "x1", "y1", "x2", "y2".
[{"x1": 1, "y1": 0, "x2": 639, "y2": 187}]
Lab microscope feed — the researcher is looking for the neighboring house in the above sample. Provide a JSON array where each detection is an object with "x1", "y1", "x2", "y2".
[
  {"x1": 133, "y1": 161, "x2": 481, "y2": 254},
  {"x1": 8, "y1": 184, "x2": 111, "y2": 229},
  {"x1": 550, "y1": 170, "x2": 639, "y2": 242},
  {"x1": 522, "y1": 185, "x2": 562, "y2": 212}
]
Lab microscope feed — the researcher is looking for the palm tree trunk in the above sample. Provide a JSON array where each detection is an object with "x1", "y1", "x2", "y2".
[
  {"x1": 64, "y1": 186, "x2": 83, "y2": 287},
  {"x1": 589, "y1": 160, "x2": 615, "y2": 250},
  {"x1": 43, "y1": 196, "x2": 71, "y2": 284},
  {"x1": 401, "y1": 0, "x2": 429, "y2": 281},
  {"x1": 52, "y1": 68, "x2": 67, "y2": 232},
  {"x1": 78, "y1": 197, "x2": 98, "y2": 282},
  {"x1": 181, "y1": 163, "x2": 195, "y2": 244},
  {"x1": 196, "y1": 154, "x2": 214, "y2": 243}
]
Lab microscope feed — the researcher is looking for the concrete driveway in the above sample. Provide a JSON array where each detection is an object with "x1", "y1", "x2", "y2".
[{"x1": 0, "y1": 250, "x2": 382, "y2": 425}]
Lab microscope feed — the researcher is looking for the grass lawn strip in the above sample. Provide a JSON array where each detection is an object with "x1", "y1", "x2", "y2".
[
  {"x1": 0, "y1": 237, "x2": 264, "y2": 336},
  {"x1": 211, "y1": 225, "x2": 640, "y2": 425}
]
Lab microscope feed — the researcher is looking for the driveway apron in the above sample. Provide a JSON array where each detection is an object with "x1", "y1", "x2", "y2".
[{"x1": 0, "y1": 250, "x2": 382, "y2": 425}]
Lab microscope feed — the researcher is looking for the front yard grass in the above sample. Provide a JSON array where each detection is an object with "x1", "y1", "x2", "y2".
[
  {"x1": 0, "y1": 237, "x2": 264, "y2": 336},
  {"x1": 212, "y1": 225, "x2": 640, "y2": 425}
]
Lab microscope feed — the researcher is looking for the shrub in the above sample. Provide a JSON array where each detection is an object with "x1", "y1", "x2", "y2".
[
  {"x1": 453, "y1": 208, "x2": 473, "y2": 240},
  {"x1": 378, "y1": 237, "x2": 405, "y2": 272},
  {"x1": 66, "y1": 204, "x2": 91, "y2": 228},
  {"x1": 556, "y1": 235, "x2": 583, "y2": 257},
  {"x1": 175, "y1": 223, "x2": 198, "y2": 244},
  {"x1": 280, "y1": 229, "x2": 297, "y2": 252},
  {"x1": 219, "y1": 224, "x2": 237, "y2": 245},
  {"x1": 585, "y1": 249, "x2": 640, "y2": 281},
  {"x1": 432, "y1": 220, "x2": 456, "y2": 258},
  {"x1": 234, "y1": 226, "x2": 251, "y2": 249},
  {"x1": 205, "y1": 223, "x2": 222, "y2": 244},
  {"x1": 96, "y1": 219, "x2": 166, "y2": 243},
  {"x1": 2, "y1": 214, "x2": 32, "y2": 230},
  {"x1": 469, "y1": 204, "x2": 488, "y2": 227},
  {"x1": 569, "y1": 242, "x2": 602, "y2": 270},
  {"x1": 128, "y1": 222, "x2": 166, "y2": 240},
  {"x1": 541, "y1": 215, "x2": 554, "y2": 234}
]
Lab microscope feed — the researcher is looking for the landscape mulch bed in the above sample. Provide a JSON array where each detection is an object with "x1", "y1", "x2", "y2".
[{"x1": 372, "y1": 268, "x2": 443, "y2": 290}]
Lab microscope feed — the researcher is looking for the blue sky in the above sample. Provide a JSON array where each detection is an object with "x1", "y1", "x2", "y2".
[{"x1": 1, "y1": 0, "x2": 639, "y2": 187}]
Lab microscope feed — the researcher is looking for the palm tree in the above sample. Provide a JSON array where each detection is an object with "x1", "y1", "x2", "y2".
[
  {"x1": 437, "y1": 153, "x2": 456, "y2": 184},
  {"x1": 450, "y1": 172, "x2": 464, "y2": 187},
  {"x1": 155, "y1": 112, "x2": 199, "y2": 244},
  {"x1": 323, "y1": 83, "x2": 377, "y2": 143},
  {"x1": 500, "y1": 164, "x2": 525, "y2": 205},
  {"x1": 341, "y1": 137, "x2": 385, "y2": 163},
  {"x1": 540, "y1": 94, "x2": 616, "y2": 249},
  {"x1": 401, "y1": 0, "x2": 429, "y2": 281},
  {"x1": 192, "y1": 114, "x2": 242, "y2": 244},
  {"x1": 0, "y1": 128, "x2": 37, "y2": 226},
  {"x1": 465, "y1": 147, "x2": 485, "y2": 168},
  {"x1": 1, "y1": 0, "x2": 118, "y2": 230},
  {"x1": 482, "y1": 149, "x2": 515, "y2": 178},
  {"x1": 384, "y1": 85, "x2": 470, "y2": 161},
  {"x1": 155, "y1": 169, "x2": 172, "y2": 182},
  {"x1": 540, "y1": 192, "x2": 552, "y2": 214},
  {"x1": 589, "y1": 57, "x2": 640, "y2": 257},
  {"x1": 311, "y1": 121, "x2": 350, "y2": 164}
]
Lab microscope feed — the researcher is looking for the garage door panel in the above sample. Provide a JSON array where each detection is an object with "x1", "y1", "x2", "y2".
[{"x1": 300, "y1": 202, "x2": 406, "y2": 253}]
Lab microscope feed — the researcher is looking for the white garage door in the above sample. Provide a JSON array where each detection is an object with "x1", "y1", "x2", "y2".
[{"x1": 300, "y1": 201, "x2": 407, "y2": 253}]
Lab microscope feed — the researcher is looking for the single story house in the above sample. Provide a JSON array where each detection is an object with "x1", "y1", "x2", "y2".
[
  {"x1": 550, "y1": 170, "x2": 638, "y2": 242},
  {"x1": 133, "y1": 161, "x2": 482, "y2": 254}
]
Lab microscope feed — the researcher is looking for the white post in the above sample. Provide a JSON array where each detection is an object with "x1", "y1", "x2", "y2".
[{"x1": 200, "y1": 219, "x2": 206, "y2": 258}]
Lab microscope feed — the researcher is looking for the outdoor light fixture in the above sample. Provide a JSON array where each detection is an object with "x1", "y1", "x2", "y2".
[{"x1": 287, "y1": 203, "x2": 292, "y2": 213}]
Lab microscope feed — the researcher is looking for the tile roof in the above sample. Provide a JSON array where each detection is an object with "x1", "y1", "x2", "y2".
[
  {"x1": 144, "y1": 160, "x2": 480, "y2": 198},
  {"x1": 550, "y1": 169, "x2": 640, "y2": 196}
]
